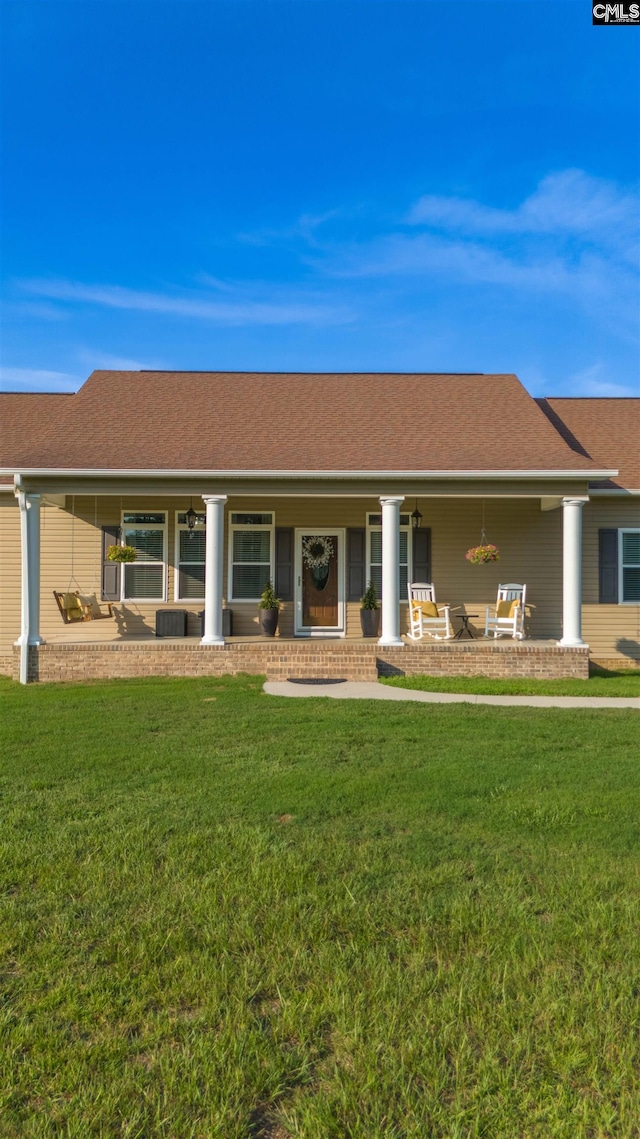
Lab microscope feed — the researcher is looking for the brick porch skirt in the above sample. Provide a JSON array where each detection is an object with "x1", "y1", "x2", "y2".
[{"x1": 10, "y1": 640, "x2": 590, "y2": 684}]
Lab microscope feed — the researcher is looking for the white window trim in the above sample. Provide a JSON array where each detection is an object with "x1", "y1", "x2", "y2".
[
  {"x1": 366, "y1": 512, "x2": 412, "y2": 604},
  {"x1": 120, "y1": 512, "x2": 167, "y2": 603},
  {"x1": 174, "y1": 511, "x2": 206, "y2": 602},
  {"x1": 228, "y1": 512, "x2": 275, "y2": 603},
  {"x1": 619, "y1": 528, "x2": 640, "y2": 605}
]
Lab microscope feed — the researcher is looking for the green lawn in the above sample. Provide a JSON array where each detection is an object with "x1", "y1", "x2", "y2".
[
  {"x1": 1, "y1": 674, "x2": 639, "y2": 1138},
  {"x1": 380, "y1": 666, "x2": 640, "y2": 697}
]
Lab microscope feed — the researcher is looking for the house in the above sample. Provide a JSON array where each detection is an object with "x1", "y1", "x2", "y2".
[{"x1": 1, "y1": 371, "x2": 638, "y2": 683}]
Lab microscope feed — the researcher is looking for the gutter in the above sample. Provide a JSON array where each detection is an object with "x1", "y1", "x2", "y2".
[{"x1": 0, "y1": 466, "x2": 619, "y2": 480}]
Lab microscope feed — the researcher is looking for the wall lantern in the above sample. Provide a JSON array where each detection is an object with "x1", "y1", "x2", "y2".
[{"x1": 185, "y1": 500, "x2": 198, "y2": 537}]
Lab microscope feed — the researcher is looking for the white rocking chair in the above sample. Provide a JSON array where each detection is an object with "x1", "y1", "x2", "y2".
[
  {"x1": 407, "y1": 583, "x2": 453, "y2": 641},
  {"x1": 484, "y1": 584, "x2": 526, "y2": 640}
]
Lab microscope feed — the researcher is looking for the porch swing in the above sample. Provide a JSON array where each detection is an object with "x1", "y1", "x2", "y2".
[{"x1": 53, "y1": 497, "x2": 116, "y2": 624}]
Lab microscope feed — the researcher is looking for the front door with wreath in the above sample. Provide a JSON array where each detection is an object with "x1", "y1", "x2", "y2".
[{"x1": 296, "y1": 531, "x2": 343, "y2": 634}]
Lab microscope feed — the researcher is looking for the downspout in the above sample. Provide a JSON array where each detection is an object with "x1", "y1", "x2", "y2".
[{"x1": 14, "y1": 475, "x2": 30, "y2": 684}]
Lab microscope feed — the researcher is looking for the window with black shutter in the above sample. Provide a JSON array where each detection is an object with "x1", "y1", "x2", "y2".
[
  {"x1": 620, "y1": 530, "x2": 640, "y2": 603},
  {"x1": 412, "y1": 527, "x2": 431, "y2": 583},
  {"x1": 275, "y1": 528, "x2": 294, "y2": 601},
  {"x1": 101, "y1": 525, "x2": 121, "y2": 601},
  {"x1": 346, "y1": 528, "x2": 366, "y2": 602},
  {"x1": 598, "y1": 529, "x2": 618, "y2": 604}
]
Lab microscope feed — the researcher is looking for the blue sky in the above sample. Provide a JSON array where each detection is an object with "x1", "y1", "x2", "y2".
[{"x1": 1, "y1": 0, "x2": 638, "y2": 396}]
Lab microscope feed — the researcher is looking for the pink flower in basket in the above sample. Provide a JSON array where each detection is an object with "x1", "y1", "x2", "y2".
[{"x1": 465, "y1": 543, "x2": 500, "y2": 565}]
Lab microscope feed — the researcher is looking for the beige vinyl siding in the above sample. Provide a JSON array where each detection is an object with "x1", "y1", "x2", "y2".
[
  {"x1": 38, "y1": 497, "x2": 197, "y2": 642},
  {"x1": 225, "y1": 496, "x2": 564, "y2": 640},
  {"x1": 1, "y1": 497, "x2": 205, "y2": 648},
  {"x1": 582, "y1": 498, "x2": 640, "y2": 663},
  {"x1": 1, "y1": 493, "x2": 565, "y2": 645},
  {"x1": 4, "y1": 492, "x2": 635, "y2": 660},
  {"x1": 422, "y1": 497, "x2": 563, "y2": 640}
]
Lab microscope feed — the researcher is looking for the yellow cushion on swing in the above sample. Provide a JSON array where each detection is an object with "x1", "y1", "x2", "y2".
[
  {"x1": 79, "y1": 593, "x2": 102, "y2": 618},
  {"x1": 63, "y1": 593, "x2": 85, "y2": 621}
]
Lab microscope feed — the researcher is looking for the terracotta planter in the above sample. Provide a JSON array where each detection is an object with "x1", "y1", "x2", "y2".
[
  {"x1": 360, "y1": 608, "x2": 380, "y2": 637},
  {"x1": 259, "y1": 608, "x2": 279, "y2": 637}
]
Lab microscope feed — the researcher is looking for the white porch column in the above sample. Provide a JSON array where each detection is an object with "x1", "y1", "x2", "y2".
[
  {"x1": 201, "y1": 495, "x2": 227, "y2": 645},
  {"x1": 15, "y1": 490, "x2": 43, "y2": 685},
  {"x1": 378, "y1": 495, "x2": 405, "y2": 646},
  {"x1": 26, "y1": 493, "x2": 43, "y2": 646},
  {"x1": 559, "y1": 496, "x2": 587, "y2": 647}
]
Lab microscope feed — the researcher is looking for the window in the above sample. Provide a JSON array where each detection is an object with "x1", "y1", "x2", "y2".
[
  {"x1": 366, "y1": 512, "x2": 411, "y2": 601},
  {"x1": 175, "y1": 511, "x2": 206, "y2": 600},
  {"x1": 122, "y1": 512, "x2": 166, "y2": 601},
  {"x1": 229, "y1": 513, "x2": 274, "y2": 600},
  {"x1": 620, "y1": 529, "x2": 640, "y2": 603}
]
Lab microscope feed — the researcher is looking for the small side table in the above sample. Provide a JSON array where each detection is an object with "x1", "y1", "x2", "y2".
[{"x1": 454, "y1": 613, "x2": 479, "y2": 640}]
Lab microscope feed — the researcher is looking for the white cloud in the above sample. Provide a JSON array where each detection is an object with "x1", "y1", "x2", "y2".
[
  {"x1": 19, "y1": 279, "x2": 354, "y2": 327},
  {"x1": 75, "y1": 349, "x2": 166, "y2": 372},
  {"x1": 316, "y1": 230, "x2": 634, "y2": 309},
  {"x1": 564, "y1": 362, "x2": 640, "y2": 399},
  {"x1": 307, "y1": 170, "x2": 638, "y2": 338},
  {"x1": 7, "y1": 300, "x2": 71, "y2": 321},
  {"x1": 0, "y1": 367, "x2": 82, "y2": 392},
  {"x1": 408, "y1": 170, "x2": 638, "y2": 260},
  {"x1": 237, "y1": 208, "x2": 346, "y2": 249},
  {"x1": 320, "y1": 230, "x2": 575, "y2": 287}
]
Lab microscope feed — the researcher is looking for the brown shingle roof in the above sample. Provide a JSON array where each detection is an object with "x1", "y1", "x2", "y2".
[
  {"x1": 0, "y1": 372, "x2": 615, "y2": 475},
  {"x1": 537, "y1": 398, "x2": 640, "y2": 491},
  {"x1": 0, "y1": 393, "x2": 74, "y2": 482}
]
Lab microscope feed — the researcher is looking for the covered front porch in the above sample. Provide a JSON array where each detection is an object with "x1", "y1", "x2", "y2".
[{"x1": 12, "y1": 476, "x2": 591, "y2": 682}]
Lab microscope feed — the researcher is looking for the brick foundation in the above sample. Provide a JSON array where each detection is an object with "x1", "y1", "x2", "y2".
[{"x1": 12, "y1": 639, "x2": 590, "y2": 684}]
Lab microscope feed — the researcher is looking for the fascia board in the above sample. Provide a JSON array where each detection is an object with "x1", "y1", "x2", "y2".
[{"x1": 588, "y1": 487, "x2": 640, "y2": 496}]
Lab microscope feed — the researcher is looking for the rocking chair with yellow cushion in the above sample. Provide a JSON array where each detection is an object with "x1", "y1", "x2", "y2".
[
  {"x1": 484, "y1": 584, "x2": 526, "y2": 640},
  {"x1": 407, "y1": 583, "x2": 453, "y2": 640}
]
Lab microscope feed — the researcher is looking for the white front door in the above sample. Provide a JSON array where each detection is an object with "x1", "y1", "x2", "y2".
[{"x1": 294, "y1": 529, "x2": 345, "y2": 636}]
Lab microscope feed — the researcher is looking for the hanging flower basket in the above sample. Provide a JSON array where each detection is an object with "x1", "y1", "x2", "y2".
[
  {"x1": 107, "y1": 544, "x2": 137, "y2": 563},
  {"x1": 465, "y1": 544, "x2": 500, "y2": 565},
  {"x1": 302, "y1": 535, "x2": 334, "y2": 569}
]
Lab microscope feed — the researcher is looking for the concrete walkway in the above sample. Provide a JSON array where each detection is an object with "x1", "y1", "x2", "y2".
[{"x1": 263, "y1": 680, "x2": 640, "y2": 710}]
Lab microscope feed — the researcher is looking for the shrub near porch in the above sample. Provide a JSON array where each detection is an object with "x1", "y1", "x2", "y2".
[{"x1": 1, "y1": 674, "x2": 639, "y2": 1137}]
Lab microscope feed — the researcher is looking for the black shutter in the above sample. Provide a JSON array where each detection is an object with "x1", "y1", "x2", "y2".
[
  {"x1": 599, "y1": 529, "x2": 618, "y2": 604},
  {"x1": 275, "y1": 527, "x2": 294, "y2": 601},
  {"x1": 102, "y1": 525, "x2": 121, "y2": 601},
  {"x1": 347, "y1": 528, "x2": 366, "y2": 601},
  {"x1": 412, "y1": 527, "x2": 431, "y2": 583}
]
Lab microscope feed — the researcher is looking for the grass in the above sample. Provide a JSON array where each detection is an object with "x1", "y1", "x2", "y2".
[
  {"x1": 380, "y1": 665, "x2": 640, "y2": 698},
  {"x1": 1, "y1": 673, "x2": 639, "y2": 1137}
]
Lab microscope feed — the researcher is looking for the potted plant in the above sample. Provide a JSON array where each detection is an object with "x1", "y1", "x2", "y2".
[
  {"x1": 465, "y1": 543, "x2": 500, "y2": 565},
  {"x1": 360, "y1": 580, "x2": 380, "y2": 637},
  {"x1": 258, "y1": 581, "x2": 281, "y2": 636},
  {"x1": 106, "y1": 544, "x2": 137, "y2": 563}
]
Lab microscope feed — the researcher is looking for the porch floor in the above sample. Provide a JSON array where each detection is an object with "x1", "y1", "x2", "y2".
[{"x1": 43, "y1": 630, "x2": 559, "y2": 648}]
